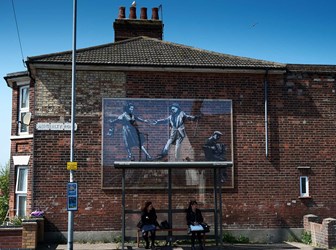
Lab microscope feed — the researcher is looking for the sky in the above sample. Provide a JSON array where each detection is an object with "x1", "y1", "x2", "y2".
[{"x1": 1, "y1": 0, "x2": 336, "y2": 167}]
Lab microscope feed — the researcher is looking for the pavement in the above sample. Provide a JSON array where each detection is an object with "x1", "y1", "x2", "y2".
[{"x1": 36, "y1": 242, "x2": 327, "y2": 250}]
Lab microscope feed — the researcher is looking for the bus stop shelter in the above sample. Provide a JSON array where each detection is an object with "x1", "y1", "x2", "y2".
[{"x1": 114, "y1": 161, "x2": 232, "y2": 249}]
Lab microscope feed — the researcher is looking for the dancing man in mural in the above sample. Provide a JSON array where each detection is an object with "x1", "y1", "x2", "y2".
[
  {"x1": 108, "y1": 103, "x2": 152, "y2": 161},
  {"x1": 203, "y1": 131, "x2": 228, "y2": 182},
  {"x1": 152, "y1": 103, "x2": 200, "y2": 161}
]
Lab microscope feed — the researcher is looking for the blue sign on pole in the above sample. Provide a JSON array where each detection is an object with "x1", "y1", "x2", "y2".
[{"x1": 67, "y1": 182, "x2": 78, "y2": 211}]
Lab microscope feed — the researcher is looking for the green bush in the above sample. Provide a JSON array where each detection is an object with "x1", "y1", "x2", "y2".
[
  {"x1": 0, "y1": 161, "x2": 10, "y2": 224},
  {"x1": 237, "y1": 235, "x2": 249, "y2": 243},
  {"x1": 223, "y1": 232, "x2": 249, "y2": 244},
  {"x1": 301, "y1": 231, "x2": 312, "y2": 245}
]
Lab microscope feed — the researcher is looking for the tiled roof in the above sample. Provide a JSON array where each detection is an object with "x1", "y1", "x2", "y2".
[
  {"x1": 27, "y1": 36, "x2": 285, "y2": 69},
  {"x1": 287, "y1": 64, "x2": 336, "y2": 73}
]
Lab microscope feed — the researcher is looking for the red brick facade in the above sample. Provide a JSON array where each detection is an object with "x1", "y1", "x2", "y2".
[{"x1": 7, "y1": 66, "x2": 336, "y2": 237}]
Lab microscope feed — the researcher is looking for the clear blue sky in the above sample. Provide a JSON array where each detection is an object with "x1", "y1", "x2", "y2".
[{"x1": 1, "y1": 0, "x2": 335, "y2": 166}]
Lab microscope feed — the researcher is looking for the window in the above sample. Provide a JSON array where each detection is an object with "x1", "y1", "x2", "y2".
[
  {"x1": 300, "y1": 176, "x2": 309, "y2": 197},
  {"x1": 19, "y1": 85, "x2": 29, "y2": 134},
  {"x1": 15, "y1": 167, "x2": 28, "y2": 217}
]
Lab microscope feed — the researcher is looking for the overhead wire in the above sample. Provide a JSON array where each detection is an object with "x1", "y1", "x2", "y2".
[{"x1": 11, "y1": 0, "x2": 26, "y2": 68}]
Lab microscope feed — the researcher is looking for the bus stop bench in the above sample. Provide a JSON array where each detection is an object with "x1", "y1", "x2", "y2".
[{"x1": 137, "y1": 228, "x2": 205, "y2": 247}]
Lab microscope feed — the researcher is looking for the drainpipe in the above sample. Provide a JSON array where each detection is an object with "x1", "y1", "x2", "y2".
[{"x1": 264, "y1": 69, "x2": 269, "y2": 158}]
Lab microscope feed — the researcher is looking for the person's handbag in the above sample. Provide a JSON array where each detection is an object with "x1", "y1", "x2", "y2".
[
  {"x1": 160, "y1": 220, "x2": 170, "y2": 229},
  {"x1": 200, "y1": 223, "x2": 210, "y2": 233},
  {"x1": 141, "y1": 224, "x2": 156, "y2": 233},
  {"x1": 189, "y1": 224, "x2": 204, "y2": 231}
]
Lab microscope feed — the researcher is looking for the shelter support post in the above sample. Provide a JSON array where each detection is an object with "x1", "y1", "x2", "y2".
[{"x1": 121, "y1": 169, "x2": 125, "y2": 249}]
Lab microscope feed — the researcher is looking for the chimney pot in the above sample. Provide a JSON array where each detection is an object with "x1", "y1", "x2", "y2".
[
  {"x1": 129, "y1": 6, "x2": 136, "y2": 19},
  {"x1": 118, "y1": 6, "x2": 126, "y2": 19},
  {"x1": 140, "y1": 7, "x2": 147, "y2": 19},
  {"x1": 151, "y1": 7, "x2": 159, "y2": 20}
]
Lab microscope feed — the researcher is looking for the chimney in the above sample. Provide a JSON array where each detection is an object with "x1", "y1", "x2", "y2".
[
  {"x1": 118, "y1": 6, "x2": 125, "y2": 18},
  {"x1": 129, "y1": 6, "x2": 136, "y2": 19},
  {"x1": 113, "y1": 5, "x2": 164, "y2": 42},
  {"x1": 140, "y1": 7, "x2": 147, "y2": 19},
  {"x1": 152, "y1": 8, "x2": 159, "y2": 20}
]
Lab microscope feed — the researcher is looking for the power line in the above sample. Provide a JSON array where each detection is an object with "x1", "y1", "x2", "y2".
[{"x1": 11, "y1": 0, "x2": 26, "y2": 68}]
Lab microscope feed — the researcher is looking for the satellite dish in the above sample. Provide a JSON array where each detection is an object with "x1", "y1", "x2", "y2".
[{"x1": 22, "y1": 112, "x2": 32, "y2": 125}]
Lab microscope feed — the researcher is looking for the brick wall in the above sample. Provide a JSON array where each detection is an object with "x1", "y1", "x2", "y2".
[
  {"x1": 0, "y1": 219, "x2": 43, "y2": 249},
  {"x1": 304, "y1": 214, "x2": 336, "y2": 249},
  {"x1": 22, "y1": 221, "x2": 38, "y2": 249},
  {"x1": 10, "y1": 66, "x2": 336, "y2": 235},
  {"x1": 0, "y1": 228, "x2": 22, "y2": 249}
]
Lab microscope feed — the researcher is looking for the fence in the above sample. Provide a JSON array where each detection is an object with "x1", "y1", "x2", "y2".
[
  {"x1": 303, "y1": 214, "x2": 336, "y2": 249},
  {"x1": 0, "y1": 218, "x2": 44, "y2": 249}
]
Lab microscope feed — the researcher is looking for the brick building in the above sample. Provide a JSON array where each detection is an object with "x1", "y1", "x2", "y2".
[{"x1": 4, "y1": 5, "x2": 336, "y2": 243}]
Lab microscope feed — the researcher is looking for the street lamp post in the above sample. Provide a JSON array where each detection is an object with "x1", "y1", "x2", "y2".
[{"x1": 68, "y1": 0, "x2": 77, "y2": 249}]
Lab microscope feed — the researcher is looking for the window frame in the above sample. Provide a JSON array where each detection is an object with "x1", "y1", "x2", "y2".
[
  {"x1": 16, "y1": 194, "x2": 27, "y2": 217},
  {"x1": 18, "y1": 85, "x2": 29, "y2": 135},
  {"x1": 15, "y1": 166, "x2": 28, "y2": 217},
  {"x1": 299, "y1": 176, "x2": 309, "y2": 197}
]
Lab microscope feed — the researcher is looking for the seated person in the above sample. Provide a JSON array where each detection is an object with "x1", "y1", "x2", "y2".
[
  {"x1": 141, "y1": 201, "x2": 159, "y2": 249},
  {"x1": 186, "y1": 200, "x2": 204, "y2": 250}
]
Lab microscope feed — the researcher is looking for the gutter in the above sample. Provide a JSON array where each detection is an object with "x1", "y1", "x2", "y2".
[{"x1": 264, "y1": 69, "x2": 269, "y2": 158}]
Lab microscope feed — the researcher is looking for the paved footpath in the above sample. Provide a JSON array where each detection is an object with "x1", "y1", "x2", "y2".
[{"x1": 37, "y1": 242, "x2": 326, "y2": 250}]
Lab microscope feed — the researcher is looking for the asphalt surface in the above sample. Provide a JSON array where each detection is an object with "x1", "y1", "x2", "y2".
[{"x1": 36, "y1": 242, "x2": 326, "y2": 250}]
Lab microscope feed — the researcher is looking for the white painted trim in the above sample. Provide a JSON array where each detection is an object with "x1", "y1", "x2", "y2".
[
  {"x1": 10, "y1": 134, "x2": 34, "y2": 140},
  {"x1": 13, "y1": 155, "x2": 30, "y2": 166}
]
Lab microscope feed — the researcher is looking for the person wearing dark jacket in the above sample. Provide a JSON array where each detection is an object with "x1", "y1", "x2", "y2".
[
  {"x1": 186, "y1": 200, "x2": 204, "y2": 250},
  {"x1": 141, "y1": 201, "x2": 159, "y2": 249}
]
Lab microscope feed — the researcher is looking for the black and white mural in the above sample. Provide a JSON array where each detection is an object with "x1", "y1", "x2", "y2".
[{"x1": 102, "y1": 98, "x2": 233, "y2": 189}]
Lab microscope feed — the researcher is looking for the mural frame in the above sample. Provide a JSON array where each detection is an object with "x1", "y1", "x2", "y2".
[{"x1": 101, "y1": 98, "x2": 234, "y2": 189}]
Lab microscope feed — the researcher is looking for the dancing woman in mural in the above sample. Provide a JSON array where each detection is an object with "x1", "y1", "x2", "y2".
[
  {"x1": 152, "y1": 103, "x2": 200, "y2": 161},
  {"x1": 108, "y1": 103, "x2": 152, "y2": 161}
]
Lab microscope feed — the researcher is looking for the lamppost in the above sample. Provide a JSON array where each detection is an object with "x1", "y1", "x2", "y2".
[{"x1": 68, "y1": 0, "x2": 77, "y2": 249}]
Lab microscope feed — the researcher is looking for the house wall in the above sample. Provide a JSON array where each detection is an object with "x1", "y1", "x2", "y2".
[
  {"x1": 9, "y1": 66, "x2": 336, "y2": 241},
  {"x1": 9, "y1": 79, "x2": 35, "y2": 217}
]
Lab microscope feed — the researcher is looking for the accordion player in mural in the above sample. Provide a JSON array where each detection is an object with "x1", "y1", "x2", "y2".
[
  {"x1": 107, "y1": 103, "x2": 152, "y2": 161},
  {"x1": 203, "y1": 130, "x2": 228, "y2": 182}
]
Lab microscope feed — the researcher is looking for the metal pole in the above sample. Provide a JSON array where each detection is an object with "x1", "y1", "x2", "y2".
[
  {"x1": 168, "y1": 168, "x2": 172, "y2": 245},
  {"x1": 219, "y1": 168, "x2": 223, "y2": 248},
  {"x1": 264, "y1": 70, "x2": 269, "y2": 158},
  {"x1": 213, "y1": 168, "x2": 218, "y2": 246},
  {"x1": 121, "y1": 169, "x2": 125, "y2": 250},
  {"x1": 68, "y1": 0, "x2": 77, "y2": 249}
]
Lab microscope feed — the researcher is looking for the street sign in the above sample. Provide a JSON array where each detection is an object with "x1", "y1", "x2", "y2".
[
  {"x1": 67, "y1": 182, "x2": 78, "y2": 211},
  {"x1": 67, "y1": 162, "x2": 78, "y2": 170},
  {"x1": 36, "y1": 122, "x2": 77, "y2": 131}
]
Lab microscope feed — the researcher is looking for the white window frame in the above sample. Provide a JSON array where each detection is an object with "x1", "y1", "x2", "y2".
[
  {"x1": 15, "y1": 166, "x2": 28, "y2": 217},
  {"x1": 18, "y1": 85, "x2": 29, "y2": 135},
  {"x1": 300, "y1": 176, "x2": 309, "y2": 197}
]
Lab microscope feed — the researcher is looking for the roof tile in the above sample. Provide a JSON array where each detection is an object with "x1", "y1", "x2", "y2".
[{"x1": 27, "y1": 37, "x2": 286, "y2": 69}]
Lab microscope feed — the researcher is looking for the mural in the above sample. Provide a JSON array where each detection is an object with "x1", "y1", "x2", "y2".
[{"x1": 102, "y1": 98, "x2": 233, "y2": 189}]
